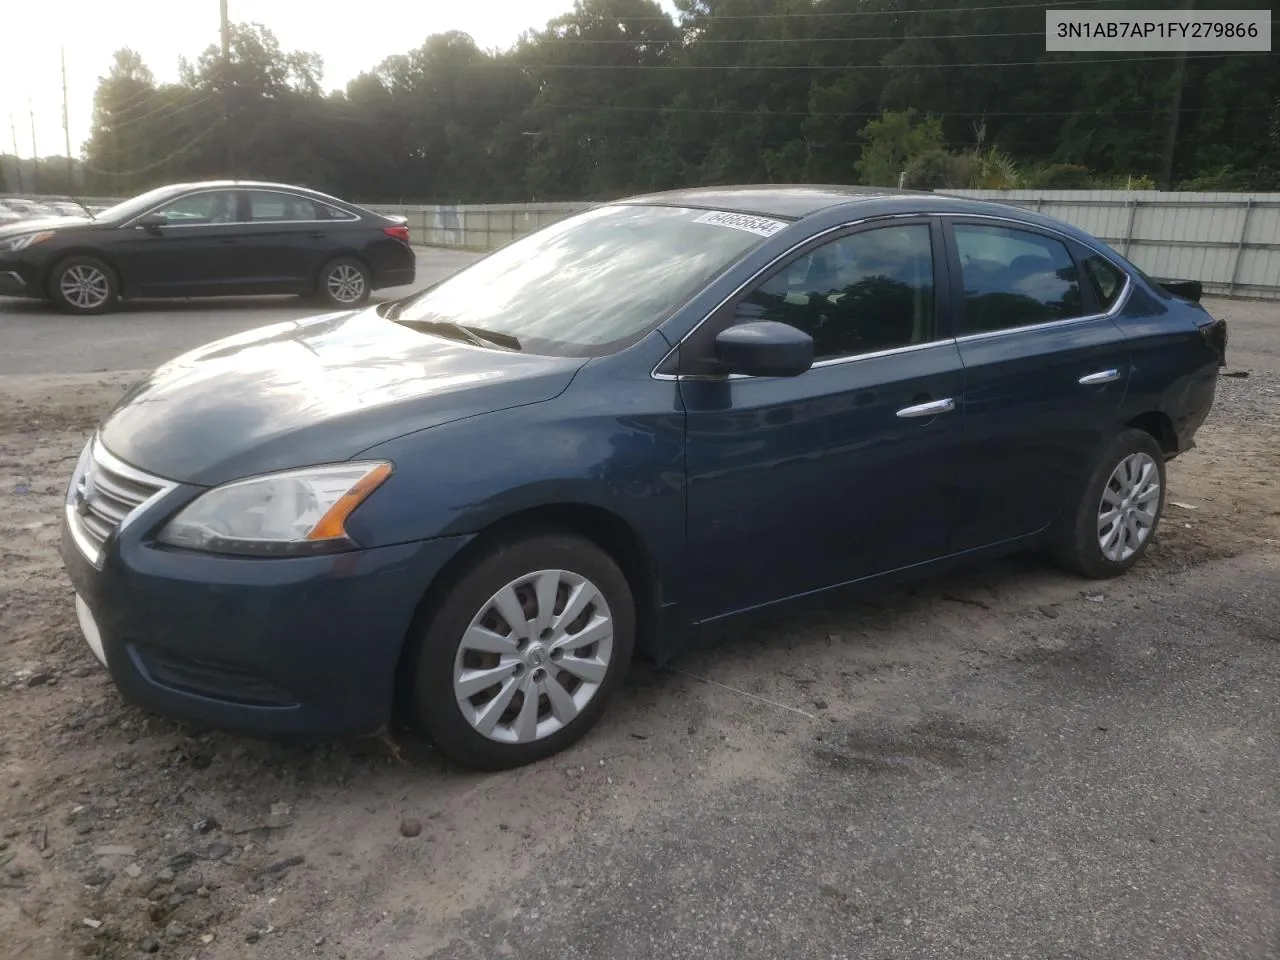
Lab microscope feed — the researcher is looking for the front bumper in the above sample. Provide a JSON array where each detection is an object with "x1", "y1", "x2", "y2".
[
  {"x1": 0, "y1": 262, "x2": 37, "y2": 297},
  {"x1": 61, "y1": 507, "x2": 471, "y2": 737}
]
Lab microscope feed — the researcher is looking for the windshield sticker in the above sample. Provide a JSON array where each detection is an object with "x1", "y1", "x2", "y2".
[{"x1": 692, "y1": 210, "x2": 788, "y2": 238}]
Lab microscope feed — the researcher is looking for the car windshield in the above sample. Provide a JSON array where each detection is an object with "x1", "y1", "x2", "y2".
[
  {"x1": 93, "y1": 186, "x2": 190, "y2": 224},
  {"x1": 390, "y1": 203, "x2": 785, "y2": 357}
]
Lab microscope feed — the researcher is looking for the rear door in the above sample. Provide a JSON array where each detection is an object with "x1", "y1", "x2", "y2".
[
  {"x1": 945, "y1": 217, "x2": 1132, "y2": 551},
  {"x1": 239, "y1": 189, "x2": 358, "y2": 292}
]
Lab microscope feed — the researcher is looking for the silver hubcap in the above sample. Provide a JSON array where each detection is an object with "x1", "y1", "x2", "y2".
[
  {"x1": 453, "y1": 569, "x2": 614, "y2": 744},
  {"x1": 326, "y1": 264, "x2": 365, "y2": 303},
  {"x1": 1097, "y1": 452, "x2": 1160, "y2": 562},
  {"x1": 59, "y1": 265, "x2": 110, "y2": 309}
]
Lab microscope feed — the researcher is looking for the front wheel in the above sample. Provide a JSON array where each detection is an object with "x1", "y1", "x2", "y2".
[
  {"x1": 1052, "y1": 427, "x2": 1167, "y2": 579},
  {"x1": 49, "y1": 256, "x2": 118, "y2": 315},
  {"x1": 410, "y1": 533, "x2": 635, "y2": 770},
  {"x1": 315, "y1": 257, "x2": 371, "y2": 308}
]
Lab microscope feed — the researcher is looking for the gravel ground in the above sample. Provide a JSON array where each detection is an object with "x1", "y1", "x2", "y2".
[{"x1": 0, "y1": 293, "x2": 1276, "y2": 960}]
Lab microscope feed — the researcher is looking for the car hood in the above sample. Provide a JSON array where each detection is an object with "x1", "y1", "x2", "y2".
[
  {"x1": 0, "y1": 215, "x2": 95, "y2": 238},
  {"x1": 98, "y1": 307, "x2": 587, "y2": 486}
]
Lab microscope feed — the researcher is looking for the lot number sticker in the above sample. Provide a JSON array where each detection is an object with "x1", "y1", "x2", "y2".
[{"x1": 693, "y1": 210, "x2": 789, "y2": 238}]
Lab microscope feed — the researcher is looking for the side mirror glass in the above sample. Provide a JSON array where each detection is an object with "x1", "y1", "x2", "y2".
[{"x1": 714, "y1": 320, "x2": 814, "y2": 378}]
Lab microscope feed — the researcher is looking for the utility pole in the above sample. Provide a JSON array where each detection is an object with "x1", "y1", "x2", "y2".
[
  {"x1": 8, "y1": 114, "x2": 22, "y2": 192},
  {"x1": 220, "y1": 0, "x2": 237, "y2": 178},
  {"x1": 29, "y1": 99, "x2": 39, "y2": 194},
  {"x1": 61, "y1": 46, "x2": 74, "y2": 192},
  {"x1": 1159, "y1": 0, "x2": 1195, "y2": 191}
]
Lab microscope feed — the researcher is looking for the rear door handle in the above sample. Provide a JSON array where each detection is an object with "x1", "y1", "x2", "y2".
[
  {"x1": 896, "y1": 397, "x2": 956, "y2": 419},
  {"x1": 1079, "y1": 369, "x2": 1120, "y2": 385}
]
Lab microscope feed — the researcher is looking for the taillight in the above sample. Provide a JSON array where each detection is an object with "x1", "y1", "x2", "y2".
[{"x1": 384, "y1": 224, "x2": 410, "y2": 243}]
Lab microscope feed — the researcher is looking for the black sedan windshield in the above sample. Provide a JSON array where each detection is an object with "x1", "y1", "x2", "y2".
[{"x1": 392, "y1": 203, "x2": 785, "y2": 357}]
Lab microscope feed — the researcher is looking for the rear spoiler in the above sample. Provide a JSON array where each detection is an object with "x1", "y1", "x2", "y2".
[{"x1": 1155, "y1": 277, "x2": 1203, "y2": 302}]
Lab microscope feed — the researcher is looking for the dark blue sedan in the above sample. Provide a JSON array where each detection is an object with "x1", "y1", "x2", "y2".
[{"x1": 59, "y1": 186, "x2": 1227, "y2": 770}]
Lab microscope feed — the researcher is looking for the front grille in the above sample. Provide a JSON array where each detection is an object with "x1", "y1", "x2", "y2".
[{"x1": 66, "y1": 439, "x2": 172, "y2": 566}]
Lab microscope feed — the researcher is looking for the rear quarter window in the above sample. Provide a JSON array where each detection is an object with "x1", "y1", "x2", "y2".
[{"x1": 1081, "y1": 254, "x2": 1126, "y2": 310}]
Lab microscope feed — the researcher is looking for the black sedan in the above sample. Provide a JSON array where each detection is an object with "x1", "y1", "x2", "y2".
[{"x1": 0, "y1": 180, "x2": 416, "y2": 315}]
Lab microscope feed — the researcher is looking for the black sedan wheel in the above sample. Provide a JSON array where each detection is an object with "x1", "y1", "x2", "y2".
[
  {"x1": 316, "y1": 257, "x2": 371, "y2": 308},
  {"x1": 1052, "y1": 427, "x2": 1167, "y2": 579},
  {"x1": 410, "y1": 532, "x2": 635, "y2": 771},
  {"x1": 49, "y1": 256, "x2": 118, "y2": 315}
]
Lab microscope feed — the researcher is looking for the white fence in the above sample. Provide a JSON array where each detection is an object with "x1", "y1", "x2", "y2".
[
  {"x1": 10, "y1": 190, "x2": 1280, "y2": 300},
  {"x1": 363, "y1": 202, "x2": 588, "y2": 250}
]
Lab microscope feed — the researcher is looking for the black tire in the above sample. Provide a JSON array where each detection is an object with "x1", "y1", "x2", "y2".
[
  {"x1": 1051, "y1": 427, "x2": 1167, "y2": 579},
  {"x1": 48, "y1": 255, "x2": 118, "y2": 315},
  {"x1": 314, "y1": 257, "x2": 371, "y2": 308},
  {"x1": 411, "y1": 532, "x2": 635, "y2": 771}
]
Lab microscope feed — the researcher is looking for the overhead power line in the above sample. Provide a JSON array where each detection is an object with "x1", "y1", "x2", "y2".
[
  {"x1": 520, "y1": 31, "x2": 1046, "y2": 44},
  {"x1": 81, "y1": 123, "x2": 222, "y2": 178},
  {"x1": 471, "y1": 52, "x2": 1269, "y2": 70},
  {"x1": 541, "y1": 103, "x2": 1280, "y2": 119},
  {"x1": 533, "y1": 0, "x2": 1124, "y2": 22},
  {"x1": 105, "y1": 94, "x2": 218, "y2": 133}
]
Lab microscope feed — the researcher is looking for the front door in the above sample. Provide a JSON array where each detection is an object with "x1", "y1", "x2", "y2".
[
  {"x1": 108, "y1": 188, "x2": 248, "y2": 297},
  {"x1": 944, "y1": 219, "x2": 1132, "y2": 550},
  {"x1": 238, "y1": 189, "x2": 345, "y2": 293},
  {"x1": 678, "y1": 219, "x2": 966, "y2": 621}
]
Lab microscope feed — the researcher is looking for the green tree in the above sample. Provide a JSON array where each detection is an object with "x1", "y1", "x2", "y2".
[{"x1": 855, "y1": 110, "x2": 945, "y2": 186}]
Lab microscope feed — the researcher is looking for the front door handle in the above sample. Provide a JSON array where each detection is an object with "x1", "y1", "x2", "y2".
[
  {"x1": 1079, "y1": 369, "x2": 1120, "y2": 385},
  {"x1": 896, "y1": 397, "x2": 956, "y2": 419}
]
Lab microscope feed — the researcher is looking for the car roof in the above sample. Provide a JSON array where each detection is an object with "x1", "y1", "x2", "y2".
[
  {"x1": 144, "y1": 180, "x2": 357, "y2": 206},
  {"x1": 614, "y1": 183, "x2": 1106, "y2": 251},
  {"x1": 616, "y1": 184, "x2": 933, "y2": 219}
]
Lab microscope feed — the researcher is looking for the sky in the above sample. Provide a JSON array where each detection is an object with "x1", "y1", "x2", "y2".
[{"x1": 1, "y1": 0, "x2": 646, "y2": 160}]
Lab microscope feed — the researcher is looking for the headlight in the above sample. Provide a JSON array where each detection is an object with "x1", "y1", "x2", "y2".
[
  {"x1": 156, "y1": 461, "x2": 392, "y2": 556},
  {"x1": 0, "y1": 231, "x2": 56, "y2": 253}
]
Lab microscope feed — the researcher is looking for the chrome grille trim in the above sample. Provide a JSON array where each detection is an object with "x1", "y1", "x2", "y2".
[{"x1": 65, "y1": 438, "x2": 176, "y2": 567}]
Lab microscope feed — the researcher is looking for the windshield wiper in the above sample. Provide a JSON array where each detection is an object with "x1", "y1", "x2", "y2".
[{"x1": 392, "y1": 318, "x2": 521, "y2": 351}]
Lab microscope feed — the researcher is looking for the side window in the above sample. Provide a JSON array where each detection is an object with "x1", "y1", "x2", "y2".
[
  {"x1": 248, "y1": 192, "x2": 319, "y2": 222},
  {"x1": 1081, "y1": 253, "x2": 1126, "y2": 310},
  {"x1": 152, "y1": 191, "x2": 238, "y2": 224},
  {"x1": 736, "y1": 224, "x2": 936, "y2": 361},
  {"x1": 953, "y1": 224, "x2": 1084, "y2": 334},
  {"x1": 317, "y1": 201, "x2": 358, "y2": 221}
]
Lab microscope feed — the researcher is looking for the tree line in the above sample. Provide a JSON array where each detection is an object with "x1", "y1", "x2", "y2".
[{"x1": 4, "y1": 0, "x2": 1278, "y2": 203}]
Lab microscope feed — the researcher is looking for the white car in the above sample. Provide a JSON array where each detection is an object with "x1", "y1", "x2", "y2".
[{"x1": 0, "y1": 198, "x2": 57, "y2": 219}]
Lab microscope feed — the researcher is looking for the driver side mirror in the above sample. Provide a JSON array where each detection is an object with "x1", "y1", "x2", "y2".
[
  {"x1": 136, "y1": 212, "x2": 167, "y2": 232},
  {"x1": 714, "y1": 320, "x2": 814, "y2": 378}
]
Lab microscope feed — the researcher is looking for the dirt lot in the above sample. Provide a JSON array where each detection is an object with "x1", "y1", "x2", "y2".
[{"x1": 1, "y1": 297, "x2": 1277, "y2": 960}]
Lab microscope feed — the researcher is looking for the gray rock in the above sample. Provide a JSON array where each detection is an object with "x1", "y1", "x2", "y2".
[
  {"x1": 164, "y1": 921, "x2": 188, "y2": 940},
  {"x1": 156, "y1": 867, "x2": 175, "y2": 883},
  {"x1": 139, "y1": 937, "x2": 159, "y2": 954},
  {"x1": 399, "y1": 819, "x2": 422, "y2": 838}
]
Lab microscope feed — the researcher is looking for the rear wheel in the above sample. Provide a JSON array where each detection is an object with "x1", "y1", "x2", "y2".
[
  {"x1": 48, "y1": 256, "x2": 117, "y2": 315},
  {"x1": 410, "y1": 533, "x2": 635, "y2": 770},
  {"x1": 1052, "y1": 427, "x2": 1166, "y2": 579},
  {"x1": 315, "y1": 257, "x2": 370, "y2": 308}
]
